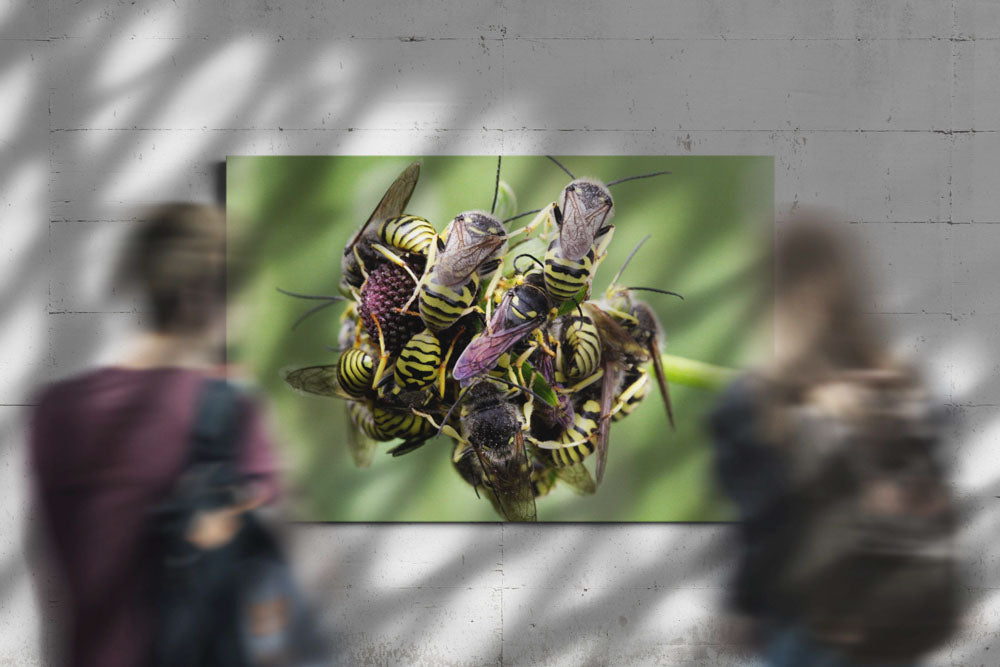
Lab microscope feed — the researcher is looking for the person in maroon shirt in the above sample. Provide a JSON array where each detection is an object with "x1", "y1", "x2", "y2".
[{"x1": 30, "y1": 204, "x2": 279, "y2": 667}]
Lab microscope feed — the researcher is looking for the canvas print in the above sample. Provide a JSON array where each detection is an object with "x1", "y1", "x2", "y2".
[{"x1": 226, "y1": 156, "x2": 772, "y2": 521}]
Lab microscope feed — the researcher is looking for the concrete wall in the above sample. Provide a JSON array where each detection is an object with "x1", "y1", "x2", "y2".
[{"x1": 2, "y1": 1, "x2": 997, "y2": 664}]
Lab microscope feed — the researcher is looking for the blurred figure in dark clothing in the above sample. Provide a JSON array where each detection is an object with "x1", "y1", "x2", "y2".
[
  {"x1": 30, "y1": 204, "x2": 280, "y2": 666},
  {"x1": 710, "y1": 213, "x2": 959, "y2": 666}
]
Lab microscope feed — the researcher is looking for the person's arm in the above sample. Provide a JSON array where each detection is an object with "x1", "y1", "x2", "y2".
[
  {"x1": 185, "y1": 391, "x2": 281, "y2": 550},
  {"x1": 236, "y1": 394, "x2": 281, "y2": 504}
]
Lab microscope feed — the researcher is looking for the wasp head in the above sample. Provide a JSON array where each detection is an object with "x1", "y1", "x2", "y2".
[
  {"x1": 627, "y1": 300, "x2": 663, "y2": 350},
  {"x1": 559, "y1": 179, "x2": 614, "y2": 224},
  {"x1": 604, "y1": 283, "x2": 634, "y2": 313},
  {"x1": 450, "y1": 210, "x2": 507, "y2": 246}
]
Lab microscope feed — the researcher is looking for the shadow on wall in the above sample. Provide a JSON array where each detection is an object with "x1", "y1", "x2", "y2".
[{"x1": 1, "y1": 0, "x2": 996, "y2": 664}]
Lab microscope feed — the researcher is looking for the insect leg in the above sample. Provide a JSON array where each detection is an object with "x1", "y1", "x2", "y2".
[
  {"x1": 368, "y1": 313, "x2": 390, "y2": 389},
  {"x1": 437, "y1": 326, "x2": 465, "y2": 399},
  {"x1": 479, "y1": 259, "x2": 504, "y2": 310},
  {"x1": 508, "y1": 203, "x2": 556, "y2": 248},
  {"x1": 411, "y1": 408, "x2": 463, "y2": 442},
  {"x1": 353, "y1": 246, "x2": 369, "y2": 281},
  {"x1": 601, "y1": 305, "x2": 640, "y2": 326},
  {"x1": 559, "y1": 368, "x2": 605, "y2": 395},
  {"x1": 610, "y1": 370, "x2": 649, "y2": 418}
]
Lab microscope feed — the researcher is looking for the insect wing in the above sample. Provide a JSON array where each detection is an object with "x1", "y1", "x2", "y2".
[
  {"x1": 435, "y1": 226, "x2": 506, "y2": 286},
  {"x1": 554, "y1": 462, "x2": 597, "y2": 495},
  {"x1": 453, "y1": 317, "x2": 543, "y2": 382},
  {"x1": 283, "y1": 365, "x2": 342, "y2": 397},
  {"x1": 558, "y1": 185, "x2": 594, "y2": 261},
  {"x1": 475, "y1": 431, "x2": 537, "y2": 522},
  {"x1": 581, "y1": 303, "x2": 647, "y2": 362},
  {"x1": 648, "y1": 341, "x2": 675, "y2": 429},
  {"x1": 593, "y1": 363, "x2": 622, "y2": 484},
  {"x1": 559, "y1": 186, "x2": 613, "y2": 261},
  {"x1": 387, "y1": 438, "x2": 430, "y2": 457},
  {"x1": 345, "y1": 403, "x2": 377, "y2": 468},
  {"x1": 344, "y1": 162, "x2": 420, "y2": 255}
]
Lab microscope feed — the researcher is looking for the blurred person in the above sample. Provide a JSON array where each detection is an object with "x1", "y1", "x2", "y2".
[
  {"x1": 710, "y1": 214, "x2": 959, "y2": 666},
  {"x1": 29, "y1": 204, "x2": 286, "y2": 666}
]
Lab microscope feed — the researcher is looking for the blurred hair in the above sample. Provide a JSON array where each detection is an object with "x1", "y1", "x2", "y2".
[
  {"x1": 118, "y1": 203, "x2": 229, "y2": 334},
  {"x1": 761, "y1": 211, "x2": 918, "y2": 422},
  {"x1": 772, "y1": 212, "x2": 888, "y2": 376}
]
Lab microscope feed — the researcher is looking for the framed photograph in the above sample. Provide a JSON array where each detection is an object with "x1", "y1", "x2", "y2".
[{"x1": 226, "y1": 155, "x2": 772, "y2": 521}]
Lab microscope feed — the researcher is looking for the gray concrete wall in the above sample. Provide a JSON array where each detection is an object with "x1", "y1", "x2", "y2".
[{"x1": 2, "y1": 1, "x2": 997, "y2": 664}]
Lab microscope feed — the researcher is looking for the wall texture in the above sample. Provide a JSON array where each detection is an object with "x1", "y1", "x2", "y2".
[{"x1": 2, "y1": 1, "x2": 998, "y2": 665}]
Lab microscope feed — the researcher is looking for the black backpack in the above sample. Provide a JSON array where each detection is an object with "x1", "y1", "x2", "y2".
[
  {"x1": 776, "y1": 374, "x2": 959, "y2": 663},
  {"x1": 149, "y1": 379, "x2": 329, "y2": 666}
]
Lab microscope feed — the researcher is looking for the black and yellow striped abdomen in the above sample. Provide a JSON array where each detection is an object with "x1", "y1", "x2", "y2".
[
  {"x1": 394, "y1": 329, "x2": 442, "y2": 390},
  {"x1": 373, "y1": 405, "x2": 435, "y2": 440},
  {"x1": 379, "y1": 215, "x2": 436, "y2": 256},
  {"x1": 556, "y1": 316, "x2": 601, "y2": 383},
  {"x1": 348, "y1": 400, "x2": 389, "y2": 440},
  {"x1": 542, "y1": 399, "x2": 601, "y2": 467},
  {"x1": 613, "y1": 368, "x2": 649, "y2": 422},
  {"x1": 530, "y1": 462, "x2": 557, "y2": 498},
  {"x1": 337, "y1": 349, "x2": 375, "y2": 397},
  {"x1": 544, "y1": 241, "x2": 595, "y2": 303},
  {"x1": 419, "y1": 271, "x2": 479, "y2": 332}
]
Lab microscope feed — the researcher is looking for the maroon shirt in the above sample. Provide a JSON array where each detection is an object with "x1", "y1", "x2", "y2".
[{"x1": 30, "y1": 367, "x2": 279, "y2": 667}]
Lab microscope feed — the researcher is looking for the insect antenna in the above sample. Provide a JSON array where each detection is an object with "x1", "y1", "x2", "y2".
[
  {"x1": 504, "y1": 208, "x2": 541, "y2": 224},
  {"x1": 609, "y1": 235, "x2": 651, "y2": 288},
  {"x1": 288, "y1": 301, "x2": 339, "y2": 330},
  {"x1": 277, "y1": 287, "x2": 346, "y2": 301},
  {"x1": 626, "y1": 286, "x2": 684, "y2": 300},
  {"x1": 546, "y1": 155, "x2": 575, "y2": 179},
  {"x1": 606, "y1": 171, "x2": 671, "y2": 187},
  {"x1": 513, "y1": 253, "x2": 545, "y2": 274},
  {"x1": 277, "y1": 287, "x2": 347, "y2": 330},
  {"x1": 491, "y1": 155, "x2": 502, "y2": 215}
]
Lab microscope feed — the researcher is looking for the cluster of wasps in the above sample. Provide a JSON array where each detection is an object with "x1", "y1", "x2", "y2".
[{"x1": 282, "y1": 157, "x2": 680, "y2": 521}]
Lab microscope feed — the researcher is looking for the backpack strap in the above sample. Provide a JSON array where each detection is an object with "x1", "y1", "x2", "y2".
[{"x1": 189, "y1": 378, "x2": 244, "y2": 467}]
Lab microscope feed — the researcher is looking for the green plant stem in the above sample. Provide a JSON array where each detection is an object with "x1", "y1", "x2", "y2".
[{"x1": 660, "y1": 353, "x2": 738, "y2": 391}]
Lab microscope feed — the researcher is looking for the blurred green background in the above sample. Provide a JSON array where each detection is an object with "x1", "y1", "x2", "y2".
[{"x1": 226, "y1": 156, "x2": 773, "y2": 522}]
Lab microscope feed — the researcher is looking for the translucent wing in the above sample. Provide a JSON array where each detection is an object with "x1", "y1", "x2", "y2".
[
  {"x1": 583, "y1": 199, "x2": 613, "y2": 237},
  {"x1": 554, "y1": 462, "x2": 597, "y2": 495},
  {"x1": 435, "y1": 231, "x2": 506, "y2": 286},
  {"x1": 648, "y1": 342, "x2": 675, "y2": 429},
  {"x1": 594, "y1": 362, "x2": 622, "y2": 484},
  {"x1": 476, "y1": 431, "x2": 538, "y2": 522},
  {"x1": 558, "y1": 185, "x2": 594, "y2": 260},
  {"x1": 344, "y1": 162, "x2": 420, "y2": 255},
  {"x1": 581, "y1": 303, "x2": 647, "y2": 362},
  {"x1": 452, "y1": 317, "x2": 544, "y2": 382},
  {"x1": 559, "y1": 186, "x2": 613, "y2": 261},
  {"x1": 345, "y1": 403, "x2": 377, "y2": 468},
  {"x1": 283, "y1": 365, "x2": 341, "y2": 397}
]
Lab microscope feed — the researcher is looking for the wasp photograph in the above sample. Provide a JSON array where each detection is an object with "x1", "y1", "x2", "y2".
[{"x1": 226, "y1": 155, "x2": 772, "y2": 522}]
